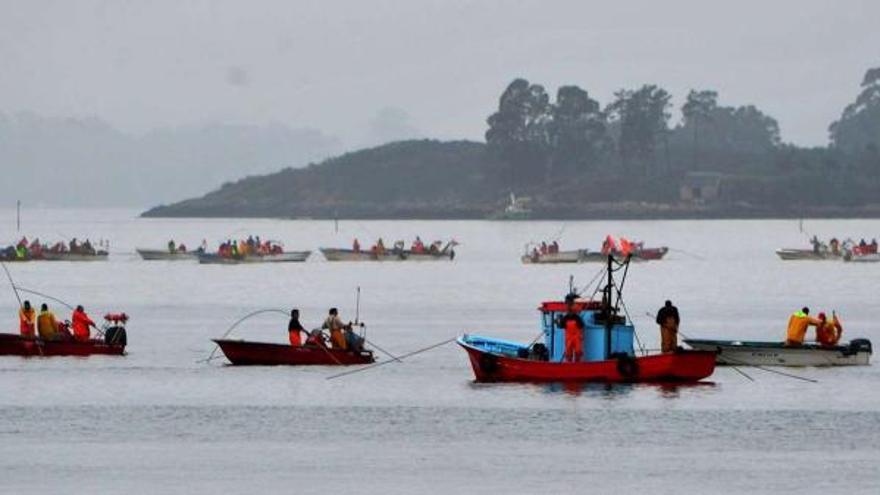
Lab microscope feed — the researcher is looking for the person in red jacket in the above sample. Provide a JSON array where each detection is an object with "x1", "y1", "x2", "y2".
[{"x1": 71, "y1": 305, "x2": 96, "y2": 342}]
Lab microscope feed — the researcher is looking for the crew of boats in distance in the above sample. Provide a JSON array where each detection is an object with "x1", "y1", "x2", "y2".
[
  {"x1": 522, "y1": 235, "x2": 668, "y2": 264},
  {"x1": 777, "y1": 235, "x2": 880, "y2": 262},
  {"x1": 1, "y1": 237, "x2": 109, "y2": 262}
]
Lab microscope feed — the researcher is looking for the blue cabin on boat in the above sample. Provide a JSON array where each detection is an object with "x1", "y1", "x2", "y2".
[{"x1": 540, "y1": 300, "x2": 634, "y2": 362}]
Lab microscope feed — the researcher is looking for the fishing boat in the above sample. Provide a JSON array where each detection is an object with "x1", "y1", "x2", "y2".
[
  {"x1": 458, "y1": 256, "x2": 717, "y2": 383},
  {"x1": 320, "y1": 241, "x2": 457, "y2": 262},
  {"x1": 0, "y1": 313, "x2": 128, "y2": 357},
  {"x1": 40, "y1": 251, "x2": 109, "y2": 261},
  {"x1": 212, "y1": 339, "x2": 374, "y2": 365},
  {"x1": 136, "y1": 248, "x2": 200, "y2": 261},
  {"x1": 0, "y1": 334, "x2": 125, "y2": 356},
  {"x1": 684, "y1": 338, "x2": 872, "y2": 367},
  {"x1": 580, "y1": 246, "x2": 668, "y2": 262},
  {"x1": 489, "y1": 192, "x2": 532, "y2": 220},
  {"x1": 198, "y1": 251, "x2": 311, "y2": 264},
  {"x1": 775, "y1": 248, "x2": 839, "y2": 260},
  {"x1": 521, "y1": 250, "x2": 583, "y2": 264}
]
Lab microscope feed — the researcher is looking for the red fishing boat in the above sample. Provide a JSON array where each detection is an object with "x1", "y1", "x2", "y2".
[
  {"x1": 0, "y1": 334, "x2": 125, "y2": 356},
  {"x1": 458, "y1": 256, "x2": 716, "y2": 383},
  {"x1": 213, "y1": 339, "x2": 374, "y2": 366},
  {"x1": 0, "y1": 312, "x2": 128, "y2": 357}
]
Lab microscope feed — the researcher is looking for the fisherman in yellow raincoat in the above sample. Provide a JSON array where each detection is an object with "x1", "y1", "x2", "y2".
[{"x1": 785, "y1": 307, "x2": 821, "y2": 346}]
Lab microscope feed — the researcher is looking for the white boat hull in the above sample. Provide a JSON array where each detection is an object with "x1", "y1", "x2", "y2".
[
  {"x1": 136, "y1": 248, "x2": 199, "y2": 261},
  {"x1": 775, "y1": 248, "x2": 839, "y2": 260},
  {"x1": 521, "y1": 250, "x2": 583, "y2": 264},
  {"x1": 198, "y1": 251, "x2": 311, "y2": 264},
  {"x1": 320, "y1": 248, "x2": 454, "y2": 262},
  {"x1": 685, "y1": 339, "x2": 872, "y2": 367},
  {"x1": 41, "y1": 252, "x2": 109, "y2": 262}
]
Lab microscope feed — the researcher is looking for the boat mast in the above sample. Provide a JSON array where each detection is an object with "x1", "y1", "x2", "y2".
[{"x1": 605, "y1": 254, "x2": 613, "y2": 359}]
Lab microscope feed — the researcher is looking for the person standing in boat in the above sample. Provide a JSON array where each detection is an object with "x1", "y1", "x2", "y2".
[
  {"x1": 656, "y1": 300, "x2": 680, "y2": 353},
  {"x1": 322, "y1": 308, "x2": 348, "y2": 350},
  {"x1": 352, "y1": 238, "x2": 361, "y2": 253},
  {"x1": 557, "y1": 294, "x2": 585, "y2": 362},
  {"x1": 785, "y1": 307, "x2": 821, "y2": 346},
  {"x1": 288, "y1": 309, "x2": 306, "y2": 346},
  {"x1": 71, "y1": 305, "x2": 96, "y2": 342},
  {"x1": 19, "y1": 300, "x2": 36, "y2": 338},
  {"x1": 37, "y1": 303, "x2": 60, "y2": 341}
]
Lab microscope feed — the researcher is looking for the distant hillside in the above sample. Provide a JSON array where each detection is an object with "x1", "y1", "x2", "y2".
[
  {"x1": 144, "y1": 66, "x2": 880, "y2": 219},
  {"x1": 142, "y1": 140, "x2": 503, "y2": 218}
]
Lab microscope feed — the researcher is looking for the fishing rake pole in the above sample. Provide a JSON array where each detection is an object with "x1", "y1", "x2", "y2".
[
  {"x1": 326, "y1": 337, "x2": 457, "y2": 380},
  {"x1": 199, "y1": 308, "x2": 289, "y2": 363}
]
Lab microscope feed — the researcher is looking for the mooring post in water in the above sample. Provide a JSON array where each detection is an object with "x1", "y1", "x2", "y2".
[{"x1": 16, "y1": 200, "x2": 21, "y2": 232}]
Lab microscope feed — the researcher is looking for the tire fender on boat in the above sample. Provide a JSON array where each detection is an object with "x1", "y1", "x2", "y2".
[
  {"x1": 478, "y1": 352, "x2": 499, "y2": 375},
  {"x1": 615, "y1": 354, "x2": 639, "y2": 380}
]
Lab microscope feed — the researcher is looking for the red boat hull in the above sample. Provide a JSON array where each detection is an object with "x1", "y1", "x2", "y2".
[
  {"x1": 0, "y1": 333, "x2": 125, "y2": 357},
  {"x1": 213, "y1": 339, "x2": 375, "y2": 366},
  {"x1": 459, "y1": 340, "x2": 715, "y2": 383}
]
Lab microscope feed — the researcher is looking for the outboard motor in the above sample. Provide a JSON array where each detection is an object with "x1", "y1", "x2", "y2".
[
  {"x1": 530, "y1": 343, "x2": 549, "y2": 361},
  {"x1": 848, "y1": 338, "x2": 872, "y2": 355},
  {"x1": 105, "y1": 326, "x2": 127, "y2": 346},
  {"x1": 103, "y1": 313, "x2": 129, "y2": 346}
]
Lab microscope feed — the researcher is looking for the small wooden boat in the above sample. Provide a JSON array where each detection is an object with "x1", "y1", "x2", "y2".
[
  {"x1": 320, "y1": 242, "x2": 456, "y2": 262},
  {"x1": 0, "y1": 333, "x2": 125, "y2": 357},
  {"x1": 521, "y1": 250, "x2": 583, "y2": 264},
  {"x1": 198, "y1": 251, "x2": 311, "y2": 264},
  {"x1": 684, "y1": 338, "x2": 872, "y2": 366},
  {"x1": 136, "y1": 248, "x2": 199, "y2": 261},
  {"x1": 40, "y1": 251, "x2": 109, "y2": 262},
  {"x1": 775, "y1": 248, "x2": 838, "y2": 260},
  {"x1": 459, "y1": 256, "x2": 716, "y2": 383},
  {"x1": 213, "y1": 338, "x2": 374, "y2": 365}
]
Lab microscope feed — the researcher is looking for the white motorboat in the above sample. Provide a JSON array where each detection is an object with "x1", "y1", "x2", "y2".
[{"x1": 684, "y1": 338, "x2": 872, "y2": 366}]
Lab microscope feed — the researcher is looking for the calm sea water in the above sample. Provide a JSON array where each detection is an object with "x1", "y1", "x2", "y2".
[{"x1": 1, "y1": 208, "x2": 879, "y2": 494}]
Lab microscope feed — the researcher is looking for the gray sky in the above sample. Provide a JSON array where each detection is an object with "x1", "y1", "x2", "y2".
[{"x1": 1, "y1": 0, "x2": 878, "y2": 147}]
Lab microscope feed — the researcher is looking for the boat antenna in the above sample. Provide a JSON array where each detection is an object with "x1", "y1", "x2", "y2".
[
  {"x1": 0, "y1": 261, "x2": 23, "y2": 307},
  {"x1": 355, "y1": 286, "x2": 361, "y2": 325}
]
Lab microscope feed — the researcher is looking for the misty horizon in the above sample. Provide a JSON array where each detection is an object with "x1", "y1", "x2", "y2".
[{"x1": 1, "y1": 0, "x2": 878, "y2": 147}]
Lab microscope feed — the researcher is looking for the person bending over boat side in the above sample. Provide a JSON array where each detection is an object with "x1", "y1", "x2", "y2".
[
  {"x1": 785, "y1": 307, "x2": 821, "y2": 346},
  {"x1": 19, "y1": 300, "x2": 36, "y2": 338},
  {"x1": 656, "y1": 300, "x2": 680, "y2": 353},
  {"x1": 816, "y1": 311, "x2": 843, "y2": 347},
  {"x1": 288, "y1": 309, "x2": 306, "y2": 346},
  {"x1": 323, "y1": 308, "x2": 348, "y2": 350},
  {"x1": 557, "y1": 294, "x2": 585, "y2": 362},
  {"x1": 37, "y1": 304, "x2": 59, "y2": 341},
  {"x1": 71, "y1": 305, "x2": 96, "y2": 342}
]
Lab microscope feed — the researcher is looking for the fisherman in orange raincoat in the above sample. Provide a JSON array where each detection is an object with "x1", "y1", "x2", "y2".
[
  {"x1": 785, "y1": 307, "x2": 821, "y2": 346},
  {"x1": 558, "y1": 294, "x2": 585, "y2": 362},
  {"x1": 19, "y1": 300, "x2": 36, "y2": 338},
  {"x1": 71, "y1": 305, "x2": 96, "y2": 342}
]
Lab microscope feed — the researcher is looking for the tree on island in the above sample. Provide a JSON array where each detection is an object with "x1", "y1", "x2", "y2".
[{"x1": 830, "y1": 66, "x2": 880, "y2": 171}]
